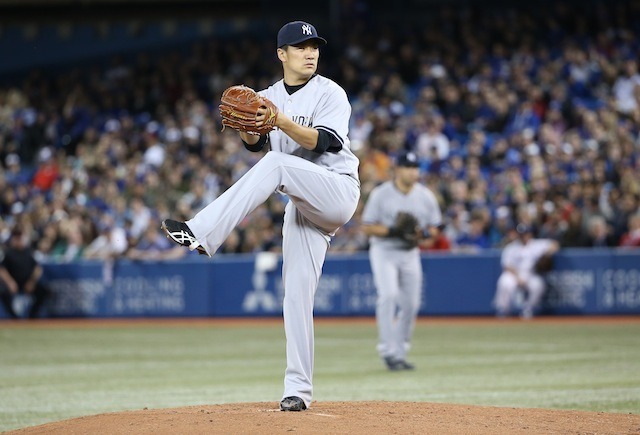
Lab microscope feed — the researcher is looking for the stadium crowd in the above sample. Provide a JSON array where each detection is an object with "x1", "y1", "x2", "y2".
[{"x1": 1, "y1": 0, "x2": 639, "y2": 262}]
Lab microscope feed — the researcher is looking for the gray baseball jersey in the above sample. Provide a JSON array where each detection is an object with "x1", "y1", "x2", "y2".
[
  {"x1": 362, "y1": 180, "x2": 442, "y2": 362},
  {"x1": 260, "y1": 75, "x2": 359, "y2": 180},
  {"x1": 186, "y1": 74, "x2": 360, "y2": 408},
  {"x1": 362, "y1": 180, "x2": 442, "y2": 248}
]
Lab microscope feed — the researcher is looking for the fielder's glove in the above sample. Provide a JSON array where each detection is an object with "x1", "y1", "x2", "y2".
[
  {"x1": 534, "y1": 253, "x2": 555, "y2": 274},
  {"x1": 219, "y1": 85, "x2": 279, "y2": 135},
  {"x1": 388, "y1": 212, "x2": 420, "y2": 248}
]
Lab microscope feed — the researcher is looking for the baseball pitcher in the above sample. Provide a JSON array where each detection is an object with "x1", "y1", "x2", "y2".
[{"x1": 162, "y1": 21, "x2": 360, "y2": 411}]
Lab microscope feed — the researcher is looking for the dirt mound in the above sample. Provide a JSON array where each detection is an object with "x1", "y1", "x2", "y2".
[{"x1": 7, "y1": 401, "x2": 640, "y2": 434}]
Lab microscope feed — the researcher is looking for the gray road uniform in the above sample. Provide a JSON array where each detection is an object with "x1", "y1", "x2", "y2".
[
  {"x1": 186, "y1": 74, "x2": 360, "y2": 409},
  {"x1": 362, "y1": 180, "x2": 442, "y2": 363}
]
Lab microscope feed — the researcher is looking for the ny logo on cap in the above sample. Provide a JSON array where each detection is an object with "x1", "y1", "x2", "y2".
[{"x1": 301, "y1": 24, "x2": 312, "y2": 35}]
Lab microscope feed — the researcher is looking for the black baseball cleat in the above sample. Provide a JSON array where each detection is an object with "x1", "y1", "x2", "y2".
[
  {"x1": 384, "y1": 356, "x2": 415, "y2": 371},
  {"x1": 280, "y1": 396, "x2": 307, "y2": 411},
  {"x1": 161, "y1": 219, "x2": 209, "y2": 256},
  {"x1": 397, "y1": 359, "x2": 415, "y2": 370}
]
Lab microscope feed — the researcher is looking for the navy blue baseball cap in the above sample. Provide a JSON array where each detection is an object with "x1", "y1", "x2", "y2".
[
  {"x1": 277, "y1": 21, "x2": 327, "y2": 48},
  {"x1": 396, "y1": 151, "x2": 420, "y2": 167}
]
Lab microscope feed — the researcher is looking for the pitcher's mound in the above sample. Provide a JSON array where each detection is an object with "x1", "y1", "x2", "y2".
[{"x1": 7, "y1": 401, "x2": 640, "y2": 434}]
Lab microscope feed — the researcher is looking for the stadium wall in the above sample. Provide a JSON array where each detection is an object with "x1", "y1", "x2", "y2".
[
  {"x1": 2, "y1": 249, "x2": 639, "y2": 319},
  {"x1": 0, "y1": 19, "x2": 267, "y2": 77}
]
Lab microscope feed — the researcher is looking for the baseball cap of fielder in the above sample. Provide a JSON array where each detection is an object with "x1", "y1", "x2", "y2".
[
  {"x1": 396, "y1": 151, "x2": 420, "y2": 168},
  {"x1": 277, "y1": 21, "x2": 327, "y2": 48}
]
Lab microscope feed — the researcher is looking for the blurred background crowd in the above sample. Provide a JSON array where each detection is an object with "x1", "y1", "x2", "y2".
[{"x1": 1, "y1": 0, "x2": 639, "y2": 262}]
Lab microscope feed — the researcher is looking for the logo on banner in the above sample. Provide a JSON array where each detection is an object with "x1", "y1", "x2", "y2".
[{"x1": 242, "y1": 252, "x2": 279, "y2": 313}]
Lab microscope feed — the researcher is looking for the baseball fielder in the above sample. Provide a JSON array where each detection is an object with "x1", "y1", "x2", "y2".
[
  {"x1": 361, "y1": 151, "x2": 442, "y2": 370},
  {"x1": 494, "y1": 224, "x2": 560, "y2": 318},
  {"x1": 162, "y1": 21, "x2": 360, "y2": 411}
]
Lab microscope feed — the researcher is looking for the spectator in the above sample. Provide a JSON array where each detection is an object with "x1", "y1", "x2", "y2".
[
  {"x1": 455, "y1": 214, "x2": 490, "y2": 252},
  {"x1": 414, "y1": 115, "x2": 450, "y2": 162},
  {"x1": 0, "y1": 228, "x2": 51, "y2": 319},
  {"x1": 50, "y1": 224, "x2": 86, "y2": 262},
  {"x1": 127, "y1": 226, "x2": 187, "y2": 261},
  {"x1": 83, "y1": 216, "x2": 128, "y2": 260},
  {"x1": 613, "y1": 59, "x2": 640, "y2": 115},
  {"x1": 584, "y1": 215, "x2": 617, "y2": 247},
  {"x1": 31, "y1": 147, "x2": 59, "y2": 192},
  {"x1": 127, "y1": 197, "x2": 153, "y2": 241},
  {"x1": 1, "y1": 0, "x2": 640, "y2": 256},
  {"x1": 619, "y1": 214, "x2": 640, "y2": 248},
  {"x1": 422, "y1": 231, "x2": 451, "y2": 251},
  {"x1": 559, "y1": 207, "x2": 588, "y2": 247},
  {"x1": 608, "y1": 192, "x2": 639, "y2": 242},
  {"x1": 488, "y1": 206, "x2": 516, "y2": 247},
  {"x1": 4, "y1": 153, "x2": 32, "y2": 187}
]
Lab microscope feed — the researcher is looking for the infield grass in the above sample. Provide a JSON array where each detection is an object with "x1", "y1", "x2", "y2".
[{"x1": 0, "y1": 317, "x2": 639, "y2": 432}]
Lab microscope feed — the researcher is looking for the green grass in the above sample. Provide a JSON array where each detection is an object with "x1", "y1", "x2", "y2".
[{"x1": 1, "y1": 319, "x2": 639, "y2": 432}]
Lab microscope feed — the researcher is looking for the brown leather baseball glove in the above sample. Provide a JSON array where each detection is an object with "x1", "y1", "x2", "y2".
[
  {"x1": 534, "y1": 253, "x2": 555, "y2": 274},
  {"x1": 389, "y1": 212, "x2": 420, "y2": 248},
  {"x1": 219, "y1": 85, "x2": 279, "y2": 135}
]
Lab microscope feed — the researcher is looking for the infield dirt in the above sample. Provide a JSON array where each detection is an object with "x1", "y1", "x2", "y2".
[{"x1": 6, "y1": 401, "x2": 640, "y2": 434}]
